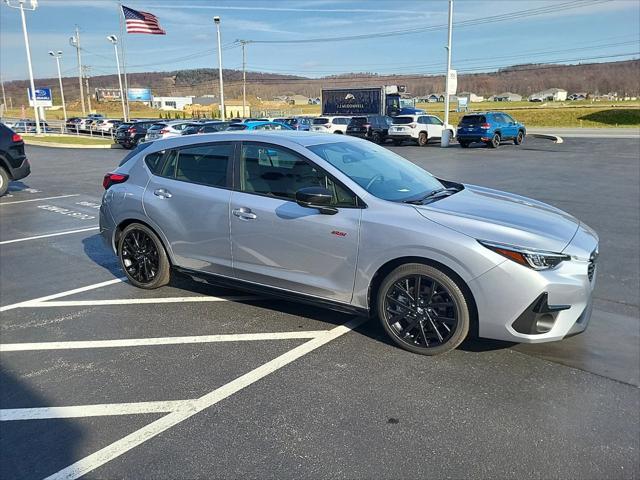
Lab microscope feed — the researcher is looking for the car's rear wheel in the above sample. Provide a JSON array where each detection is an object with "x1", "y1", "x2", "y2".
[
  {"x1": 118, "y1": 223, "x2": 170, "y2": 289},
  {"x1": 393, "y1": 139, "x2": 402, "y2": 146},
  {"x1": 514, "y1": 130, "x2": 525, "y2": 145},
  {"x1": 459, "y1": 140, "x2": 470, "y2": 148},
  {"x1": 371, "y1": 131, "x2": 382, "y2": 144},
  {"x1": 488, "y1": 133, "x2": 500, "y2": 148},
  {"x1": 418, "y1": 132, "x2": 428, "y2": 146},
  {"x1": 377, "y1": 263, "x2": 470, "y2": 355},
  {"x1": 0, "y1": 167, "x2": 9, "y2": 196}
]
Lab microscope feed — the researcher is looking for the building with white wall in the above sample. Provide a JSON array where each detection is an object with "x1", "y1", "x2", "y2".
[{"x1": 151, "y1": 96, "x2": 194, "y2": 110}]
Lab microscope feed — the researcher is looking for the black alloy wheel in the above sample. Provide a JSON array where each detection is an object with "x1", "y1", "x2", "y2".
[
  {"x1": 118, "y1": 223, "x2": 170, "y2": 289},
  {"x1": 377, "y1": 264, "x2": 470, "y2": 355}
]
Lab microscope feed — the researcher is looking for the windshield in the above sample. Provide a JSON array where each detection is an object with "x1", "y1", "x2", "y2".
[
  {"x1": 307, "y1": 141, "x2": 444, "y2": 202},
  {"x1": 392, "y1": 117, "x2": 415, "y2": 125}
]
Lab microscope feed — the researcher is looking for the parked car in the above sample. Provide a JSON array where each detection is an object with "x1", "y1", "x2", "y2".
[
  {"x1": 388, "y1": 114, "x2": 454, "y2": 146},
  {"x1": 145, "y1": 120, "x2": 192, "y2": 142},
  {"x1": 226, "y1": 121, "x2": 293, "y2": 131},
  {"x1": 95, "y1": 119, "x2": 122, "y2": 133},
  {"x1": 273, "y1": 117, "x2": 312, "y2": 131},
  {"x1": 0, "y1": 123, "x2": 31, "y2": 196},
  {"x1": 182, "y1": 121, "x2": 231, "y2": 135},
  {"x1": 115, "y1": 120, "x2": 157, "y2": 149},
  {"x1": 346, "y1": 115, "x2": 393, "y2": 144},
  {"x1": 309, "y1": 116, "x2": 351, "y2": 134},
  {"x1": 10, "y1": 120, "x2": 50, "y2": 133},
  {"x1": 100, "y1": 132, "x2": 598, "y2": 356},
  {"x1": 243, "y1": 118, "x2": 269, "y2": 123},
  {"x1": 456, "y1": 112, "x2": 526, "y2": 148},
  {"x1": 65, "y1": 117, "x2": 83, "y2": 131}
]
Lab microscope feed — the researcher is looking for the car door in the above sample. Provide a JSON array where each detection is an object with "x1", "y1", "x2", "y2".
[
  {"x1": 142, "y1": 142, "x2": 235, "y2": 276},
  {"x1": 426, "y1": 116, "x2": 445, "y2": 138},
  {"x1": 493, "y1": 114, "x2": 511, "y2": 139},
  {"x1": 229, "y1": 141, "x2": 362, "y2": 303},
  {"x1": 501, "y1": 113, "x2": 518, "y2": 139}
]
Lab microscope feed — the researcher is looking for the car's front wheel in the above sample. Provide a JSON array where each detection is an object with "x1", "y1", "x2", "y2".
[
  {"x1": 118, "y1": 223, "x2": 171, "y2": 289},
  {"x1": 514, "y1": 130, "x2": 525, "y2": 145},
  {"x1": 376, "y1": 263, "x2": 470, "y2": 355}
]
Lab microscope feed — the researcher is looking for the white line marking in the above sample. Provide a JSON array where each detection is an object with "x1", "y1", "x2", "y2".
[
  {"x1": 0, "y1": 278, "x2": 126, "y2": 312},
  {"x1": 1, "y1": 400, "x2": 185, "y2": 421},
  {"x1": 0, "y1": 194, "x2": 79, "y2": 205},
  {"x1": 44, "y1": 317, "x2": 366, "y2": 480},
  {"x1": 23, "y1": 295, "x2": 261, "y2": 308},
  {"x1": 0, "y1": 226, "x2": 99, "y2": 245},
  {"x1": 0, "y1": 331, "x2": 324, "y2": 352}
]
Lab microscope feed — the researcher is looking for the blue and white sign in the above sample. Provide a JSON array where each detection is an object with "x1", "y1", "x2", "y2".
[
  {"x1": 127, "y1": 88, "x2": 152, "y2": 102},
  {"x1": 27, "y1": 87, "x2": 53, "y2": 107}
]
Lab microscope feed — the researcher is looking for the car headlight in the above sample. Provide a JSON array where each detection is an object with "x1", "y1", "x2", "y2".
[{"x1": 478, "y1": 240, "x2": 570, "y2": 270}]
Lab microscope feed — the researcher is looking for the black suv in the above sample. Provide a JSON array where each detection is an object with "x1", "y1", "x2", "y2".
[
  {"x1": 115, "y1": 120, "x2": 157, "y2": 149},
  {"x1": 0, "y1": 123, "x2": 31, "y2": 196},
  {"x1": 346, "y1": 115, "x2": 393, "y2": 144}
]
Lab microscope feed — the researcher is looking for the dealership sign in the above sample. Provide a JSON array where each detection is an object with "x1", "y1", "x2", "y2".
[
  {"x1": 446, "y1": 70, "x2": 457, "y2": 95},
  {"x1": 127, "y1": 88, "x2": 152, "y2": 102},
  {"x1": 96, "y1": 88, "x2": 123, "y2": 102},
  {"x1": 27, "y1": 87, "x2": 53, "y2": 107}
]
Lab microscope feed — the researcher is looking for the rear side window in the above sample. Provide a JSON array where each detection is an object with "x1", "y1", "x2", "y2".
[
  {"x1": 145, "y1": 151, "x2": 165, "y2": 173},
  {"x1": 171, "y1": 143, "x2": 232, "y2": 187},
  {"x1": 460, "y1": 115, "x2": 486, "y2": 125},
  {"x1": 118, "y1": 142, "x2": 153, "y2": 166}
]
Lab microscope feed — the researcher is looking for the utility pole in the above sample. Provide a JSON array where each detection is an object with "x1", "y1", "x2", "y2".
[
  {"x1": 69, "y1": 26, "x2": 86, "y2": 115},
  {"x1": 49, "y1": 51, "x2": 67, "y2": 121},
  {"x1": 214, "y1": 16, "x2": 225, "y2": 121},
  {"x1": 442, "y1": 0, "x2": 453, "y2": 147},
  {"x1": 0, "y1": 75, "x2": 6, "y2": 116},
  {"x1": 240, "y1": 40, "x2": 248, "y2": 118},
  {"x1": 83, "y1": 65, "x2": 92, "y2": 113}
]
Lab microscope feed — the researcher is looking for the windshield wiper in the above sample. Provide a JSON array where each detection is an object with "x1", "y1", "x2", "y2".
[{"x1": 403, "y1": 187, "x2": 460, "y2": 205}]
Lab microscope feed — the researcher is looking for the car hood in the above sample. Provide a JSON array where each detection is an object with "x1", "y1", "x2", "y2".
[{"x1": 414, "y1": 184, "x2": 580, "y2": 252}]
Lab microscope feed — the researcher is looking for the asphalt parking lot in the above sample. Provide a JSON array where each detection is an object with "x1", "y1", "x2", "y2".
[{"x1": 1, "y1": 136, "x2": 638, "y2": 479}]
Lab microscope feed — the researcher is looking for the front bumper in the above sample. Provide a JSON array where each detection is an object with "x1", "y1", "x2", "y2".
[{"x1": 469, "y1": 225, "x2": 599, "y2": 343}]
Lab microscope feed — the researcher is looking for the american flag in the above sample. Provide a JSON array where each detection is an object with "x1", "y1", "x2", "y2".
[{"x1": 122, "y1": 5, "x2": 166, "y2": 35}]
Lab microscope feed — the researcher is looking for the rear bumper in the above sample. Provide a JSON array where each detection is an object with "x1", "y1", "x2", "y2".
[
  {"x1": 388, "y1": 133, "x2": 416, "y2": 141},
  {"x1": 346, "y1": 131, "x2": 369, "y2": 139},
  {"x1": 456, "y1": 134, "x2": 490, "y2": 142},
  {"x1": 9, "y1": 157, "x2": 31, "y2": 181}
]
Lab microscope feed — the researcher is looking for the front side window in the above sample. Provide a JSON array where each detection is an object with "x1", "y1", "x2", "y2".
[
  {"x1": 307, "y1": 141, "x2": 444, "y2": 202},
  {"x1": 239, "y1": 143, "x2": 357, "y2": 206}
]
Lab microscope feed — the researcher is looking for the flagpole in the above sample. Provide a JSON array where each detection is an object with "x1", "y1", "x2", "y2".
[{"x1": 118, "y1": 2, "x2": 130, "y2": 121}]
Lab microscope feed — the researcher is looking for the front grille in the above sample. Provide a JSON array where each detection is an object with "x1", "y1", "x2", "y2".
[{"x1": 588, "y1": 248, "x2": 598, "y2": 282}]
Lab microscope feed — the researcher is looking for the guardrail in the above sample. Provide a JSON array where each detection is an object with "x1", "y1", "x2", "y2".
[{"x1": 2, "y1": 117, "x2": 117, "y2": 141}]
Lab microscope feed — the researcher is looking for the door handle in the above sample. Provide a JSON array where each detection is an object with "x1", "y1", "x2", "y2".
[
  {"x1": 232, "y1": 207, "x2": 257, "y2": 220},
  {"x1": 154, "y1": 188, "x2": 172, "y2": 199}
]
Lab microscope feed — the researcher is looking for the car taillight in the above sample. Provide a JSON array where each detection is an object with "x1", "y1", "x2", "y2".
[
  {"x1": 12, "y1": 133, "x2": 22, "y2": 142},
  {"x1": 324, "y1": 123, "x2": 331, "y2": 128},
  {"x1": 363, "y1": 124, "x2": 371, "y2": 128},
  {"x1": 103, "y1": 173, "x2": 129, "y2": 190},
  {"x1": 409, "y1": 123, "x2": 417, "y2": 128},
  {"x1": 128, "y1": 126, "x2": 136, "y2": 133},
  {"x1": 480, "y1": 123, "x2": 491, "y2": 129},
  {"x1": 160, "y1": 128, "x2": 169, "y2": 134}
]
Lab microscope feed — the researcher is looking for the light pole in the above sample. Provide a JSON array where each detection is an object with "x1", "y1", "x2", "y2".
[
  {"x1": 441, "y1": 0, "x2": 453, "y2": 147},
  {"x1": 239, "y1": 40, "x2": 248, "y2": 118},
  {"x1": 4, "y1": 0, "x2": 41, "y2": 134},
  {"x1": 48, "y1": 50, "x2": 67, "y2": 122},
  {"x1": 107, "y1": 35, "x2": 127, "y2": 121},
  {"x1": 69, "y1": 27, "x2": 86, "y2": 115},
  {"x1": 214, "y1": 16, "x2": 225, "y2": 121}
]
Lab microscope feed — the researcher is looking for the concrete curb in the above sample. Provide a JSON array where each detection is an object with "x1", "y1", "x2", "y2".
[
  {"x1": 529, "y1": 133, "x2": 564, "y2": 144},
  {"x1": 24, "y1": 140, "x2": 123, "y2": 149}
]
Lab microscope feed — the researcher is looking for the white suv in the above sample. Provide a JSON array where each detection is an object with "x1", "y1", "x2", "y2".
[
  {"x1": 310, "y1": 116, "x2": 351, "y2": 134},
  {"x1": 388, "y1": 114, "x2": 455, "y2": 146},
  {"x1": 145, "y1": 120, "x2": 192, "y2": 142}
]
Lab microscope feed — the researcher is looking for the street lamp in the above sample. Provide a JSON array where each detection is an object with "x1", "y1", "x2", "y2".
[
  {"x1": 48, "y1": 50, "x2": 67, "y2": 122},
  {"x1": 213, "y1": 16, "x2": 225, "y2": 121},
  {"x1": 4, "y1": 0, "x2": 41, "y2": 134},
  {"x1": 107, "y1": 35, "x2": 127, "y2": 122}
]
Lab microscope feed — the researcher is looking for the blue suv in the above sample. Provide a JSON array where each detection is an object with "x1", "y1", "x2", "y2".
[{"x1": 456, "y1": 112, "x2": 525, "y2": 148}]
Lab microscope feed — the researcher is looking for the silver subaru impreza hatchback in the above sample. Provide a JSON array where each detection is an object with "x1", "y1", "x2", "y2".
[{"x1": 100, "y1": 132, "x2": 598, "y2": 355}]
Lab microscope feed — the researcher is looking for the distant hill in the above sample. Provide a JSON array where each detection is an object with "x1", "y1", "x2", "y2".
[{"x1": 2, "y1": 59, "x2": 639, "y2": 106}]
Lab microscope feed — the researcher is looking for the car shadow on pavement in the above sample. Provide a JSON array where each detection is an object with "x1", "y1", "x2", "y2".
[
  {"x1": 0, "y1": 370, "x2": 83, "y2": 480},
  {"x1": 82, "y1": 234, "x2": 123, "y2": 278}
]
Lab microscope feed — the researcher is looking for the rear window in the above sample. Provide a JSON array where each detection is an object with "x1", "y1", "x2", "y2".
[
  {"x1": 227, "y1": 124, "x2": 247, "y2": 131},
  {"x1": 148, "y1": 124, "x2": 166, "y2": 131},
  {"x1": 118, "y1": 142, "x2": 153, "y2": 166},
  {"x1": 313, "y1": 118, "x2": 329, "y2": 125},
  {"x1": 350, "y1": 117, "x2": 368, "y2": 125},
  {"x1": 392, "y1": 117, "x2": 414, "y2": 125},
  {"x1": 460, "y1": 115, "x2": 486, "y2": 125}
]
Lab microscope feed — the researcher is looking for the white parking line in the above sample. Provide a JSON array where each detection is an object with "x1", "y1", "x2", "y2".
[
  {"x1": 0, "y1": 226, "x2": 99, "y2": 245},
  {"x1": 24, "y1": 295, "x2": 262, "y2": 308},
  {"x1": 0, "y1": 277, "x2": 126, "y2": 312},
  {"x1": 0, "y1": 194, "x2": 79, "y2": 205},
  {"x1": 44, "y1": 316, "x2": 366, "y2": 480},
  {"x1": 1, "y1": 400, "x2": 185, "y2": 421},
  {"x1": 0, "y1": 331, "x2": 324, "y2": 352}
]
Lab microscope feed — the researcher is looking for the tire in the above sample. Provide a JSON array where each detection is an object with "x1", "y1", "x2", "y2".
[
  {"x1": 376, "y1": 263, "x2": 470, "y2": 356},
  {"x1": 0, "y1": 167, "x2": 9, "y2": 197},
  {"x1": 514, "y1": 130, "x2": 525, "y2": 145},
  {"x1": 118, "y1": 223, "x2": 171, "y2": 289},
  {"x1": 488, "y1": 133, "x2": 500, "y2": 148},
  {"x1": 371, "y1": 131, "x2": 382, "y2": 144},
  {"x1": 459, "y1": 141, "x2": 470, "y2": 148},
  {"x1": 418, "y1": 132, "x2": 428, "y2": 146},
  {"x1": 334, "y1": 131, "x2": 343, "y2": 134},
  {"x1": 393, "y1": 139, "x2": 402, "y2": 146}
]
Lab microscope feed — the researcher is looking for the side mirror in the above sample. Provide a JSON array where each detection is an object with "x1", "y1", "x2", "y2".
[{"x1": 295, "y1": 187, "x2": 337, "y2": 215}]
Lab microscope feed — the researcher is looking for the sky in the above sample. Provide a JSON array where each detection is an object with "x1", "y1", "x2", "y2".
[{"x1": 1, "y1": 0, "x2": 639, "y2": 82}]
